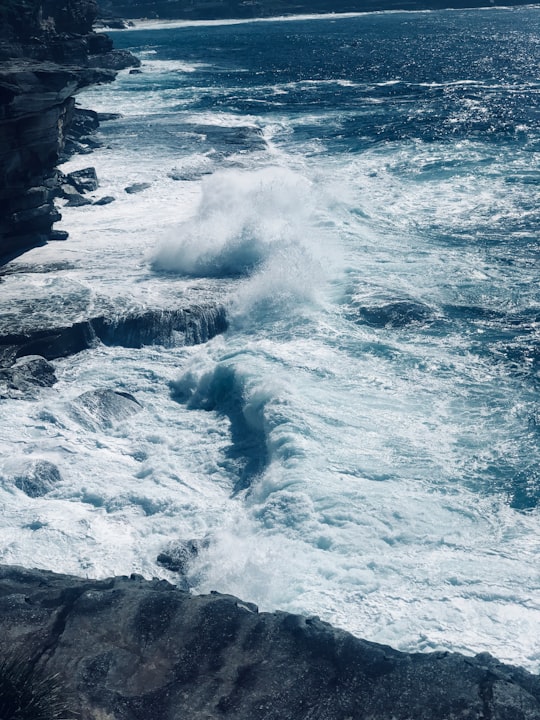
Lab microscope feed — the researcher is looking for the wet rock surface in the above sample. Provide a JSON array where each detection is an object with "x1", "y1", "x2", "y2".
[
  {"x1": 0, "y1": 304, "x2": 228, "y2": 374},
  {"x1": 0, "y1": 354, "x2": 57, "y2": 391},
  {"x1": 71, "y1": 388, "x2": 142, "y2": 430},
  {"x1": 0, "y1": 565, "x2": 538, "y2": 720},
  {"x1": 13, "y1": 460, "x2": 62, "y2": 498}
]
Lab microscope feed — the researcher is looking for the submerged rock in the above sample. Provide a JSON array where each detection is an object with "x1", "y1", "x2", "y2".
[
  {"x1": 13, "y1": 460, "x2": 62, "y2": 497},
  {"x1": 0, "y1": 565, "x2": 538, "y2": 720},
  {"x1": 350, "y1": 299, "x2": 434, "y2": 328},
  {"x1": 157, "y1": 538, "x2": 204, "y2": 574},
  {"x1": 124, "y1": 182, "x2": 151, "y2": 194},
  {"x1": 72, "y1": 388, "x2": 141, "y2": 429},
  {"x1": 93, "y1": 195, "x2": 115, "y2": 206}
]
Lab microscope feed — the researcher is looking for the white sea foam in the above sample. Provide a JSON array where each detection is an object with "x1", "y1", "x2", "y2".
[
  {"x1": 122, "y1": 11, "x2": 405, "y2": 33},
  {"x1": 153, "y1": 166, "x2": 326, "y2": 278}
]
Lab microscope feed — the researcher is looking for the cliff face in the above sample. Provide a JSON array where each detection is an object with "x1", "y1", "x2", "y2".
[
  {"x1": 0, "y1": 565, "x2": 539, "y2": 720},
  {"x1": 0, "y1": 0, "x2": 138, "y2": 262}
]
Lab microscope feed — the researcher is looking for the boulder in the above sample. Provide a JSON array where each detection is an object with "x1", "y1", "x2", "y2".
[
  {"x1": 65, "y1": 193, "x2": 92, "y2": 207},
  {"x1": 6, "y1": 355, "x2": 57, "y2": 389},
  {"x1": 93, "y1": 195, "x2": 115, "y2": 206},
  {"x1": 13, "y1": 459, "x2": 62, "y2": 497},
  {"x1": 125, "y1": 182, "x2": 151, "y2": 194},
  {"x1": 66, "y1": 167, "x2": 98, "y2": 193},
  {"x1": 72, "y1": 388, "x2": 142, "y2": 429}
]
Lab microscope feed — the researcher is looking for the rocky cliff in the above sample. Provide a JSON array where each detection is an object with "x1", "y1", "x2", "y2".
[
  {"x1": 0, "y1": 0, "x2": 138, "y2": 262},
  {"x1": 0, "y1": 565, "x2": 539, "y2": 720}
]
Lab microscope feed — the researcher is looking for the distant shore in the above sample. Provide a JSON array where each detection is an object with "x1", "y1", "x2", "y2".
[{"x1": 98, "y1": 0, "x2": 538, "y2": 29}]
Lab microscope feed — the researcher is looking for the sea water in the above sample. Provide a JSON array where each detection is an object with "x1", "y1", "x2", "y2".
[{"x1": 0, "y1": 7, "x2": 539, "y2": 670}]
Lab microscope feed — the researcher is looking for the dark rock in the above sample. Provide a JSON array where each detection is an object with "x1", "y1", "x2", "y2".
[
  {"x1": 13, "y1": 460, "x2": 62, "y2": 497},
  {"x1": 0, "y1": 0, "x2": 138, "y2": 261},
  {"x1": 90, "y1": 306, "x2": 228, "y2": 348},
  {"x1": 0, "y1": 305, "x2": 228, "y2": 362},
  {"x1": 94, "y1": 17, "x2": 131, "y2": 29},
  {"x1": 78, "y1": 135, "x2": 104, "y2": 149},
  {"x1": 93, "y1": 195, "x2": 115, "y2": 206},
  {"x1": 85, "y1": 32, "x2": 114, "y2": 55},
  {"x1": 65, "y1": 193, "x2": 92, "y2": 207},
  {"x1": 0, "y1": 565, "x2": 538, "y2": 720},
  {"x1": 11, "y1": 321, "x2": 98, "y2": 360},
  {"x1": 129, "y1": 68, "x2": 143, "y2": 74},
  {"x1": 157, "y1": 538, "x2": 210, "y2": 574},
  {"x1": 60, "y1": 182, "x2": 84, "y2": 199},
  {"x1": 88, "y1": 49, "x2": 141, "y2": 71},
  {"x1": 0, "y1": 355, "x2": 57, "y2": 396},
  {"x1": 9, "y1": 203, "x2": 62, "y2": 234},
  {"x1": 72, "y1": 388, "x2": 141, "y2": 429},
  {"x1": 50, "y1": 229, "x2": 69, "y2": 241},
  {"x1": 60, "y1": 138, "x2": 94, "y2": 158},
  {"x1": 350, "y1": 299, "x2": 434, "y2": 329},
  {"x1": 124, "y1": 182, "x2": 151, "y2": 194},
  {"x1": 66, "y1": 167, "x2": 98, "y2": 193},
  {"x1": 97, "y1": 112, "x2": 123, "y2": 121},
  {"x1": 69, "y1": 107, "x2": 100, "y2": 136}
]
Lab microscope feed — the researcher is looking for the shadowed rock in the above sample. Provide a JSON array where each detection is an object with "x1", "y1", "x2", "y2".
[
  {"x1": 125, "y1": 182, "x2": 151, "y2": 194},
  {"x1": 0, "y1": 305, "x2": 228, "y2": 364},
  {"x1": 0, "y1": 355, "x2": 57, "y2": 396},
  {"x1": 350, "y1": 299, "x2": 434, "y2": 329},
  {"x1": 13, "y1": 460, "x2": 62, "y2": 498},
  {"x1": 71, "y1": 388, "x2": 142, "y2": 430},
  {"x1": 0, "y1": 565, "x2": 538, "y2": 720}
]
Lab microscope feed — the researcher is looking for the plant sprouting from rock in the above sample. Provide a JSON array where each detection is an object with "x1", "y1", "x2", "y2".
[{"x1": 0, "y1": 656, "x2": 73, "y2": 720}]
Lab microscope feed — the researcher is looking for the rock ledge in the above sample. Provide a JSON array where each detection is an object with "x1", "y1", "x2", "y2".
[{"x1": 0, "y1": 564, "x2": 539, "y2": 719}]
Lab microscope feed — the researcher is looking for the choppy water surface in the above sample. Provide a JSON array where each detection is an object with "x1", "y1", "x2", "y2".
[{"x1": 1, "y1": 7, "x2": 539, "y2": 669}]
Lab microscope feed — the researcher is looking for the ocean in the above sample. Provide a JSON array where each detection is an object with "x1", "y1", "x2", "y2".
[{"x1": 1, "y1": 6, "x2": 539, "y2": 671}]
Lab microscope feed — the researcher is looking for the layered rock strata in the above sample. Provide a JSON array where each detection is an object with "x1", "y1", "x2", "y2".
[
  {"x1": 0, "y1": 565, "x2": 539, "y2": 720},
  {"x1": 0, "y1": 0, "x2": 139, "y2": 262}
]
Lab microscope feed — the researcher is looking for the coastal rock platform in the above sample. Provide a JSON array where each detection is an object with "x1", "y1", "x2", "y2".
[{"x1": 0, "y1": 565, "x2": 539, "y2": 720}]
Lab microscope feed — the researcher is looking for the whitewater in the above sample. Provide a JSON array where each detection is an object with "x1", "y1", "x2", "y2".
[{"x1": 0, "y1": 6, "x2": 539, "y2": 671}]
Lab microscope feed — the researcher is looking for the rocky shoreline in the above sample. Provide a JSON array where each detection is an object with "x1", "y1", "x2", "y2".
[
  {"x1": 0, "y1": 0, "x2": 139, "y2": 263},
  {"x1": 1, "y1": 3, "x2": 540, "y2": 718},
  {"x1": 0, "y1": 564, "x2": 539, "y2": 720}
]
